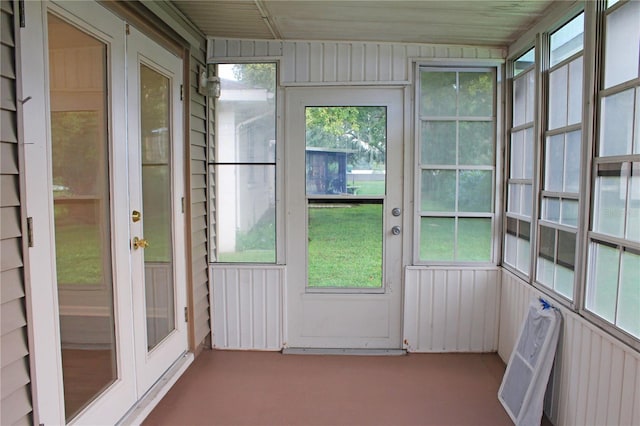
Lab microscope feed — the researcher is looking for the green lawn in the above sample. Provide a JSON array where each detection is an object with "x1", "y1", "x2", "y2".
[{"x1": 308, "y1": 203, "x2": 382, "y2": 288}]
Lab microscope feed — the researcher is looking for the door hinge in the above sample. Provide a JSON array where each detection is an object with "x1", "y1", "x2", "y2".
[
  {"x1": 181, "y1": 197, "x2": 185, "y2": 213},
  {"x1": 180, "y1": 84, "x2": 184, "y2": 101},
  {"x1": 125, "y1": 23, "x2": 130, "y2": 35},
  {"x1": 26, "y1": 217, "x2": 33, "y2": 247},
  {"x1": 18, "y1": 0, "x2": 25, "y2": 28},
  {"x1": 184, "y1": 307, "x2": 189, "y2": 322}
]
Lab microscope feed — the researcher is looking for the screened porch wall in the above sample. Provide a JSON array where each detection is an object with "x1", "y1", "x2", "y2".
[
  {"x1": 207, "y1": 37, "x2": 506, "y2": 351},
  {"x1": 499, "y1": 269, "x2": 640, "y2": 426}
]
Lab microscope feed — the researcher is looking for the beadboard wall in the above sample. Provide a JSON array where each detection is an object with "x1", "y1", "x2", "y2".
[
  {"x1": 208, "y1": 38, "x2": 505, "y2": 85},
  {"x1": 499, "y1": 269, "x2": 640, "y2": 425}
]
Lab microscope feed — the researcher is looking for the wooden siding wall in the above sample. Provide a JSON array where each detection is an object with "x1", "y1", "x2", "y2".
[
  {"x1": 499, "y1": 269, "x2": 640, "y2": 425},
  {"x1": 210, "y1": 265, "x2": 283, "y2": 350},
  {"x1": 142, "y1": 1, "x2": 211, "y2": 350},
  {"x1": 0, "y1": 0, "x2": 33, "y2": 424},
  {"x1": 403, "y1": 267, "x2": 501, "y2": 352},
  {"x1": 208, "y1": 38, "x2": 506, "y2": 85}
]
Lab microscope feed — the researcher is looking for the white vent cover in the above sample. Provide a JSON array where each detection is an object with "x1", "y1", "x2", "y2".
[{"x1": 499, "y1": 298, "x2": 562, "y2": 426}]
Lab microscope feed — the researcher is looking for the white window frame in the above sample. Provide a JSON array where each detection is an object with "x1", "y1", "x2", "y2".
[{"x1": 413, "y1": 62, "x2": 503, "y2": 266}]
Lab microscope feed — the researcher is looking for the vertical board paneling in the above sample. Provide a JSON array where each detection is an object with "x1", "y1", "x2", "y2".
[
  {"x1": 364, "y1": 43, "x2": 378, "y2": 81},
  {"x1": 294, "y1": 42, "x2": 310, "y2": 82},
  {"x1": 309, "y1": 43, "x2": 323, "y2": 82},
  {"x1": 403, "y1": 267, "x2": 500, "y2": 352},
  {"x1": 499, "y1": 269, "x2": 640, "y2": 426},
  {"x1": 322, "y1": 43, "x2": 337, "y2": 82},
  {"x1": 208, "y1": 38, "x2": 504, "y2": 85},
  {"x1": 211, "y1": 265, "x2": 283, "y2": 350}
]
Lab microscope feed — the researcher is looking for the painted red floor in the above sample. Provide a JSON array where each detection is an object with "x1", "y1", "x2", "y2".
[{"x1": 144, "y1": 350, "x2": 518, "y2": 425}]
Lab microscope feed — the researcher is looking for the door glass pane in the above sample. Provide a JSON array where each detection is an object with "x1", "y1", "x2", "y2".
[
  {"x1": 307, "y1": 202, "x2": 382, "y2": 288},
  {"x1": 48, "y1": 14, "x2": 116, "y2": 421},
  {"x1": 305, "y1": 107, "x2": 386, "y2": 196},
  {"x1": 305, "y1": 106, "x2": 387, "y2": 289},
  {"x1": 140, "y1": 64, "x2": 175, "y2": 351}
]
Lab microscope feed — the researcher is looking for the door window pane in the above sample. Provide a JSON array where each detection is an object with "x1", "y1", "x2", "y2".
[
  {"x1": 48, "y1": 14, "x2": 116, "y2": 420},
  {"x1": 140, "y1": 64, "x2": 175, "y2": 351},
  {"x1": 306, "y1": 107, "x2": 386, "y2": 196},
  {"x1": 307, "y1": 203, "x2": 382, "y2": 288}
]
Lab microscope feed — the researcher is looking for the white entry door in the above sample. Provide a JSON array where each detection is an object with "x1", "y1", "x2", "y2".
[
  {"x1": 126, "y1": 26, "x2": 188, "y2": 396},
  {"x1": 285, "y1": 87, "x2": 405, "y2": 349},
  {"x1": 21, "y1": 1, "x2": 187, "y2": 423}
]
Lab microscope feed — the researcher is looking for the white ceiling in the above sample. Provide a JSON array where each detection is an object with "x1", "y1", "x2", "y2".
[{"x1": 173, "y1": 0, "x2": 557, "y2": 47}]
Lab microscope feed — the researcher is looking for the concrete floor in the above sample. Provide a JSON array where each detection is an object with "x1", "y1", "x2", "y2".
[{"x1": 144, "y1": 350, "x2": 520, "y2": 425}]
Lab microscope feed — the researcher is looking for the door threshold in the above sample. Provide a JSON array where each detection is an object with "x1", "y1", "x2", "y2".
[
  {"x1": 117, "y1": 352, "x2": 194, "y2": 425},
  {"x1": 282, "y1": 348, "x2": 407, "y2": 356}
]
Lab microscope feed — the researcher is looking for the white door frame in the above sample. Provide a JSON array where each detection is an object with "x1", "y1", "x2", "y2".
[{"x1": 284, "y1": 87, "x2": 405, "y2": 349}]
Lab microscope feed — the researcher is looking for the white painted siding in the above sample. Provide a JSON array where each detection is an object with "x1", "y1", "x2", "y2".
[
  {"x1": 208, "y1": 38, "x2": 505, "y2": 85},
  {"x1": 499, "y1": 269, "x2": 640, "y2": 426},
  {"x1": 210, "y1": 265, "x2": 283, "y2": 350},
  {"x1": 403, "y1": 267, "x2": 501, "y2": 352}
]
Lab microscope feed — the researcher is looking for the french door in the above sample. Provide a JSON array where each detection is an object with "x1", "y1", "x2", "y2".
[
  {"x1": 22, "y1": 1, "x2": 187, "y2": 424},
  {"x1": 285, "y1": 87, "x2": 405, "y2": 349}
]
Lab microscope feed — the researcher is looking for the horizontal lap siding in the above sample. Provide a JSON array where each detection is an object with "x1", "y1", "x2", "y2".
[
  {"x1": 0, "y1": 1, "x2": 33, "y2": 424},
  {"x1": 499, "y1": 270, "x2": 640, "y2": 426},
  {"x1": 189, "y1": 48, "x2": 210, "y2": 348}
]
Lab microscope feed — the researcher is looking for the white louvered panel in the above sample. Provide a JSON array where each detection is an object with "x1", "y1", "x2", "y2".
[
  {"x1": 403, "y1": 267, "x2": 500, "y2": 352},
  {"x1": 211, "y1": 265, "x2": 283, "y2": 350},
  {"x1": 208, "y1": 38, "x2": 505, "y2": 85},
  {"x1": 498, "y1": 269, "x2": 640, "y2": 426}
]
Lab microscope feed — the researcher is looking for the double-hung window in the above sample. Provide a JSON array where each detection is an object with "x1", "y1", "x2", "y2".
[
  {"x1": 537, "y1": 13, "x2": 585, "y2": 300},
  {"x1": 505, "y1": 50, "x2": 536, "y2": 275},
  {"x1": 586, "y1": 0, "x2": 640, "y2": 339},
  {"x1": 417, "y1": 67, "x2": 497, "y2": 263}
]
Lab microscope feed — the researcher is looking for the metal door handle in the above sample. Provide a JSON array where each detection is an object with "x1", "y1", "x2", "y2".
[
  {"x1": 391, "y1": 226, "x2": 401, "y2": 235},
  {"x1": 133, "y1": 236, "x2": 149, "y2": 249}
]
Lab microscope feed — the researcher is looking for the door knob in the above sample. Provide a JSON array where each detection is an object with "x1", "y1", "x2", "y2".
[
  {"x1": 391, "y1": 226, "x2": 401, "y2": 235},
  {"x1": 133, "y1": 236, "x2": 149, "y2": 250}
]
